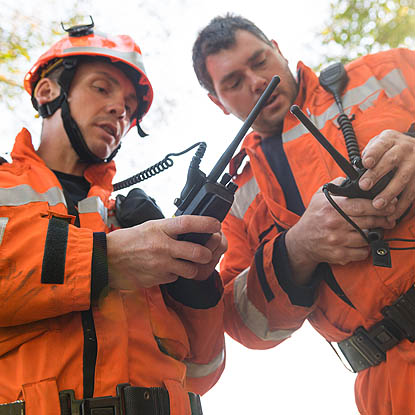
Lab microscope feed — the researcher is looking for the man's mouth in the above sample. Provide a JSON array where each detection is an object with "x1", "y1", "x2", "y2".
[
  {"x1": 265, "y1": 94, "x2": 277, "y2": 107},
  {"x1": 99, "y1": 123, "x2": 117, "y2": 139}
]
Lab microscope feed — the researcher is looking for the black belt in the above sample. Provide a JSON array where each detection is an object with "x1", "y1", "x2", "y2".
[
  {"x1": 0, "y1": 384, "x2": 203, "y2": 415},
  {"x1": 338, "y1": 285, "x2": 415, "y2": 372}
]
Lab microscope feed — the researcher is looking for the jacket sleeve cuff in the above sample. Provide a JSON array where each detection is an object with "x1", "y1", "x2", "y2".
[
  {"x1": 273, "y1": 232, "x2": 322, "y2": 307},
  {"x1": 91, "y1": 232, "x2": 109, "y2": 303},
  {"x1": 164, "y1": 271, "x2": 224, "y2": 309}
]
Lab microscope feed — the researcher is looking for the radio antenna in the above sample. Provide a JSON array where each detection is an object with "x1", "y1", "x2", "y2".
[{"x1": 207, "y1": 75, "x2": 280, "y2": 182}]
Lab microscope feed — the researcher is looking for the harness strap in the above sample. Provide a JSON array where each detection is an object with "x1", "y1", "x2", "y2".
[
  {"x1": 338, "y1": 285, "x2": 415, "y2": 372},
  {"x1": 0, "y1": 384, "x2": 203, "y2": 415},
  {"x1": 0, "y1": 400, "x2": 24, "y2": 415},
  {"x1": 60, "y1": 384, "x2": 202, "y2": 415}
]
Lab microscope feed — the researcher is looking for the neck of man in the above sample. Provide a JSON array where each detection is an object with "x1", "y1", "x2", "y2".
[{"x1": 37, "y1": 126, "x2": 88, "y2": 176}]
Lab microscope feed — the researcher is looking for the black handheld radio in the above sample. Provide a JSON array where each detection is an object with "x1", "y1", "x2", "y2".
[
  {"x1": 174, "y1": 75, "x2": 280, "y2": 245},
  {"x1": 290, "y1": 105, "x2": 395, "y2": 200}
]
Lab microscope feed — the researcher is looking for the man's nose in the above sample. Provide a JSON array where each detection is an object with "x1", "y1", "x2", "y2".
[
  {"x1": 248, "y1": 70, "x2": 268, "y2": 95},
  {"x1": 108, "y1": 95, "x2": 127, "y2": 119}
]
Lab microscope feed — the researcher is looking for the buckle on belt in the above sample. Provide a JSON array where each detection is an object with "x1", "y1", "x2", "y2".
[
  {"x1": 59, "y1": 384, "x2": 128, "y2": 415},
  {"x1": 338, "y1": 325, "x2": 390, "y2": 372},
  {"x1": 382, "y1": 286, "x2": 415, "y2": 342},
  {"x1": 0, "y1": 400, "x2": 25, "y2": 415},
  {"x1": 59, "y1": 383, "x2": 202, "y2": 415},
  {"x1": 337, "y1": 286, "x2": 415, "y2": 373}
]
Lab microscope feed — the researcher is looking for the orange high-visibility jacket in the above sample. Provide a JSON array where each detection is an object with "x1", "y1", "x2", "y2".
[
  {"x1": 220, "y1": 48, "x2": 415, "y2": 415},
  {"x1": 0, "y1": 129, "x2": 225, "y2": 415}
]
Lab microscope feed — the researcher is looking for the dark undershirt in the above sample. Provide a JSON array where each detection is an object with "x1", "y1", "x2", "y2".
[
  {"x1": 53, "y1": 170, "x2": 90, "y2": 205},
  {"x1": 261, "y1": 133, "x2": 305, "y2": 216},
  {"x1": 261, "y1": 133, "x2": 322, "y2": 307}
]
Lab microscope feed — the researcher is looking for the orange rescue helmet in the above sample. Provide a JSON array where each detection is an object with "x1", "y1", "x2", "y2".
[
  {"x1": 23, "y1": 19, "x2": 154, "y2": 163},
  {"x1": 24, "y1": 19, "x2": 153, "y2": 125}
]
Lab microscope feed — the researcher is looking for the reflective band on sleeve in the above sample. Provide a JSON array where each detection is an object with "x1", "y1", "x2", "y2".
[
  {"x1": 63, "y1": 46, "x2": 146, "y2": 74},
  {"x1": 0, "y1": 217, "x2": 9, "y2": 246},
  {"x1": 185, "y1": 349, "x2": 225, "y2": 379},
  {"x1": 0, "y1": 185, "x2": 66, "y2": 207},
  {"x1": 283, "y1": 69, "x2": 409, "y2": 144},
  {"x1": 233, "y1": 268, "x2": 296, "y2": 341},
  {"x1": 78, "y1": 196, "x2": 108, "y2": 224},
  {"x1": 230, "y1": 176, "x2": 260, "y2": 220}
]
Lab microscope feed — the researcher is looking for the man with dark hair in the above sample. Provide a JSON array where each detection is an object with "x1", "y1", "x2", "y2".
[
  {"x1": 0, "y1": 20, "x2": 226, "y2": 415},
  {"x1": 193, "y1": 13, "x2": 415, "y2": 415}
]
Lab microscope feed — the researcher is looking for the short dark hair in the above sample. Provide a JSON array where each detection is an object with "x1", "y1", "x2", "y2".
[{"x1": 192, "y1": 13, "x2": 273, "y2": 95}]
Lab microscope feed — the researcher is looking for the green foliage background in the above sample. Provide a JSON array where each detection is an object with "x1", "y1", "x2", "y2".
[
  {"x1": 0, "y1": 0, "x2": 414, "y2": 109},
  {"x1": 318, "y1": 0, "x2": 415, "y2": 68}
]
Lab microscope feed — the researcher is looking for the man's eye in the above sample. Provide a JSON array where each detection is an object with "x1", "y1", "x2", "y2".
[
  {"x1": 253, "y1": 59, "x2": 266, "y2": 68},
  {"x1": 229, "y1": 79, "x2": 241, "y2": 89},
  {"x1": 94, "y1": 86, "x2": 108, "y2": 94}
]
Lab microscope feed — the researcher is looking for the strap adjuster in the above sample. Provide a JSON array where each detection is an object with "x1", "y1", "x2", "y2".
[
  {"x1": 382, "y1": 286, "x2": 415, "y2": 342},
  {"x1": 338, "y1": 326, "x2": 387, "y2": 372},
  {"x1": 0, "y1": 400, "x2": 24, "y2": 415},
  {"x1": 337, "y1": 285, "x2": 415, "y2": 373},
  {"x1": 59, "y1": 384, "x2": 128, "y2": 415}
]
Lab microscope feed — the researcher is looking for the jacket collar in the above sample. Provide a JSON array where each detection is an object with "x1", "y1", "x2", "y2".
[{"x1": 11, "y1": 128, "x2": 116, "y2": 194}]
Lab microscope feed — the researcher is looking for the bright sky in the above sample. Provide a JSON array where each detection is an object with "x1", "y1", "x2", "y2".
[{"x1": 1, "y1": 0, "x2": 359, "y2": 413}]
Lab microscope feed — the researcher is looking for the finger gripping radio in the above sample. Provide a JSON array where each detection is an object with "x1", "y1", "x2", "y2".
[{"x1": 174, "y1": 75, "x2": 280, "y2": 245}]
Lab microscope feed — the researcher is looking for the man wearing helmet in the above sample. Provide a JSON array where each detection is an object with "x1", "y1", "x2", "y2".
[{"x1": 0, "y1": 20, "x2": 226, "y2": 415}]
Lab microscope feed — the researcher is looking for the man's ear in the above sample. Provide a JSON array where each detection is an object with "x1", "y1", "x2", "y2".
[
  {"x1": 208, "y1": 93, "x2": 230, "y2": 115},
  {"x1": 33, "y1": 78, "x2": 61, "y2": 106},
  {"x1": 271, "y1": 39, "x2": 288, "y2": 63}
]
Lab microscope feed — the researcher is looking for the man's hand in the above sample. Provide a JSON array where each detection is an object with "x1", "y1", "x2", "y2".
[
  {"x1": 285, "y1": 178, "x2": 397, "y2": 285},
  {"x1": 359, "y1": 129, "x2": 415, "y2": 220},
  {"x1": 106, "y1": 216, "x2": 225, "y2": 290},
  {"x1": 193, "y1": 230, "x2": 227, "y2": 281}
]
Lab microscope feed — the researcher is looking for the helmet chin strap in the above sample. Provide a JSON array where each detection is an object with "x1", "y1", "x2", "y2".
[{"x1": 60, "y1": 97, "x2": 120, "y2": 164}]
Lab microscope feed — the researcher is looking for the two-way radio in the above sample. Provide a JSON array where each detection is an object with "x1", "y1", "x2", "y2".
[
  {"x1": 175, "y1": 75, "x2": 280, "y2": 244},
  {"x1": 113, "y1": 75, "x2": 280, "y2": 243}
]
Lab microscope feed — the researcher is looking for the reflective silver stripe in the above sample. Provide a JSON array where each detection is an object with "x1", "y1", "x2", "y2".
[
  {"x1": 63, "y1": 46, "x2": 146, "y2": 74},
  {"x1": 283, "y1": 68, "x2": 408, "y2": 143},
  {"x1": 379, "y1": 68, "x2": 407, "y2": 98},
  {"x1": 230, "y1": 176, "x2": 260, "y2": 220},
  {"x1": 185, "y1": 349, "x2": 225, "y2": 378},
  {"x1": 78, "y1": 196, "x2": 108, "y2": 224},
  {"x1": 358, "y1": 90, "x2": 381, "y2": 112},
  {"x1": 106, "y1": 213, "x2": 120, "y2": 229},
  {"x1": 0, "y1": 185, "x2": 66, "y2": 207},
  {"x1": 234, "y1": 268, "x2": 295, "y2": 341},
  {"x1": 0, "y1": 217, "x2": 9, "y2": 246}
]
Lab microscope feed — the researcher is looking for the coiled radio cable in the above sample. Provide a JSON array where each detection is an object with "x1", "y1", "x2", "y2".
[{"x1": 113, "y1": 142, "x2": 206, "y2": 191}]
